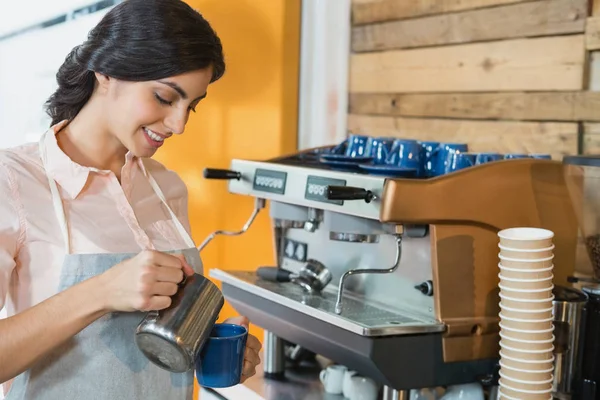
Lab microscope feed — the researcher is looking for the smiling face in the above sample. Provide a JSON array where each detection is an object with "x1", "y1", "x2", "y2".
[{"x1": 96, "y1": 67, "x2": 213, "y2": 158}]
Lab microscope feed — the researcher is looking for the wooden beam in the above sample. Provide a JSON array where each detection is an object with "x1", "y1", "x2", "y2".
[
  {"x1": 347, "y1": 114, "x2": 578, "y2": 158},
  {"x1": 350, "y1": 35, "x2": 586, "y2": 93},
  {"x1": 584, "y1": 123, "x2": 600, "y2": 154},
  {"x1": 349, "y1": 92, "x2": 600, "y2": 121},
  {"x1": 352, "y1": 0, "x2": 586, "y2": 52},
  {"x1": 587, "y1": 17, "x2": 600, "y2": 50},
  {"x1": 352, "y1": 0, "x2": 534, "y2": 25}
]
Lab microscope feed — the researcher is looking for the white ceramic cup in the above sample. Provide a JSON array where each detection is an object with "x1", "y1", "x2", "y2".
[
  {"x1": 343, "y1": 369, "x2": 358, "y2": 398},
  {"x1": 439, "y1": 383, "x2": 484, "y2": 400},
  {"x1": 410, "y1": 388, "x2": 442, "y2": 399},
  {"x1": 319, "y1": 364, "x2": 347, "y2": 394},
  {"x1": 349, "y1": 376, "x2": 379, "y2": 400}
]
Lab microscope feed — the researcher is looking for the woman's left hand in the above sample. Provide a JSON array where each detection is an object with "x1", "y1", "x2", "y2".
[{"x1": 223, "y1": 315, "x2": 262, "y2": 382}]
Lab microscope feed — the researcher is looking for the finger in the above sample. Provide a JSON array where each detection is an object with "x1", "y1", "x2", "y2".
[
  {"x1": 241, "y1": 359, "x2": 257, "y2": 378},
  {"x1": 148, "y1": 251, "x2": 185, "y2": 269},
  {"x1": 246, "y1": 334, "x2": 262, "y2": 352},
  {"x1": 244, "y1": 350, "x2": 261, "y2": 370},
  {"x1": 154, "y1": 265, "x2": 185, "y2": 284},
  {"x1": 174, "y1": 254, "x2": 196, "y2": 277},
  {"x1": 142, "y1": 295, "x2": 172, "y2": 311},
  {"x1": 224, "y1": 316, "x2": 250, "y2": 329},
  {"x1": 150, "y1": 282, "x2": 179, "y2": 297}
]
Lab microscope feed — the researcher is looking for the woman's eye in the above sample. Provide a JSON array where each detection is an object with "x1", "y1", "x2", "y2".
[
  {"x1": 154, "y1": 93, "x2": 172, "y2": 106},
  {"x1": 189, "y1": 105, "x2": 197, "y2": 113}
]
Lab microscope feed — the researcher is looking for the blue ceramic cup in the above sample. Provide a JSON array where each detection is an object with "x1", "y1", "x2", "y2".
[
  {"x1": 531, "y1": 154, "x2": 552, "y2": 160},
  {"x1": 345, "y1": 134, "x2": 370, "y2": 158},
  {"x1": 365, "y1": 137, "x2": 395, "y2": 164},
  {"x1": 195, "y1": 323, "x2": 248, "y2": 388},
  {"x1": 433, "y1": 143, "x2": 468, "y2": 176},
  {"x1": 475, "y1": 152, "x2": 503, "y2": 165},
  {"x1": 420, "y1": 141, "x2": 440, "y2": 177},
  {"x1": 387, "y1": 139, "x2": 424, "y2": 176},
  {"x1": 504, "y1": 154, "x2": 532, "y2": 159},
  {"x1": 329, "y1": 139, "x2": 348, "y2": 155},
  {"x1": 445, "y1": 152, "x2": 476, "y2": 174}
]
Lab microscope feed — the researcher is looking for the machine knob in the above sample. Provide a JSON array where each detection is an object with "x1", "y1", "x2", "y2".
[
  {"x1": 203, "y1": 168, "x2": 242, "y2": 180},
  {"x1": 414, "y1": 280, "x2": 434, "y2": 296},
  {"x1": 326, "y1": 186, "x2": 374, "y2": 203}
]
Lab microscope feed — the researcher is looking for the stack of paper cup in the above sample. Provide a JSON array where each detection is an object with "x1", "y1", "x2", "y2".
[{"x1": 497, "y1": 228, "x2": 555, "y2": 400}]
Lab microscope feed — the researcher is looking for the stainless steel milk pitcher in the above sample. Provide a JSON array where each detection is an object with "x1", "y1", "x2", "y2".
[{"x1": 135, "y1": 273, "x2": 225, "y2": 373}]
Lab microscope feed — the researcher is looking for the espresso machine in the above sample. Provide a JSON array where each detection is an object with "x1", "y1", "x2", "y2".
[
  {"x1": 562, "y1": 155, "x2": 600, "y2": 400},
  {"x1": 203, "y1": 148, "x2": 578, "y2": 397}
]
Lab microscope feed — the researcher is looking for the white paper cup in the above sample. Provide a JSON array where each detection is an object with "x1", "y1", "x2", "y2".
[
  {"x1": 499, "y1": 244, "x2": 555, "y2": 260},
  {"x1": 499, "y1": 283, "x2": 553, "y2": 300},
  {"x1": 499, "y1": 254, "x2": 554, "y2": 270},
  {"x1": 498, "y1": 388, "x2": 553, "y2": 400},
  {"x1": 499, "y1": 273, "x2": 554, "y2": 291},
  {"x1": 499, "y1": 305, "x2": 554, "y2": 324},
  {"x1": 499, "y1": 381, "x2": 553, "y2": 398},
  {"x1": 499, "y1": 341, "x2": 554, "y2": 361},
  {"x1": 499, "y1": 350, "x2": 555, "y2": 371},
  {"x1": 500, "y1": 360, "x2": 554, "y2": 381},
  {"x1": 499, "y1": 374, "x2": 553, "y2": 391},
  {"x1": 499, "y1": 264, "x2": 554, "y2": 280},
  {"x1": 499, "y1": 323, "x2": 554, "y2": 342},
  {"x1": 498, "y1": 228, "x2": 554, "y2": 249},
  {"x1": 500, "y1": 313, "x2": 554, "y2": 331},
  {"x1": 499, "y1": 293, "x2": 554, "y2": 311}
]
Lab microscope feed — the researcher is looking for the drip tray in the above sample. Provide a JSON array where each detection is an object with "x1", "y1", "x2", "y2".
[{"x1": 210, "y1": 269, "x2": 444, "y2": 337}]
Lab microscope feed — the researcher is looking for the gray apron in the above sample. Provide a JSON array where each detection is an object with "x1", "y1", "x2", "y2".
[{"x1": 6, "y1": 134, "x2": 200, "y2": 400}]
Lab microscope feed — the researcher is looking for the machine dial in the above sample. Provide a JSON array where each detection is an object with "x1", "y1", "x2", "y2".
[{"x1": 414, "y1": 280, "x2": 434, "y2": 296}]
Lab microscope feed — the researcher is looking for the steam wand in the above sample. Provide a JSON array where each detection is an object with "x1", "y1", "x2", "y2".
[
  {"x1": 334, "y1": 235, "x2": 403, "y2": 314},
  {"x1": 197, "y1": 198, "x2": 266, "y2": 252}
]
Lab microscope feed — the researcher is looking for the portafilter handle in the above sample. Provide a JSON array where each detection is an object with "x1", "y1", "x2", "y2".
[
  {"x1": 203, "y1": 168, "x2": 242, "y2": 180},
  {"x1": 327, "y1": 186, "x2": 375, "y2": 203},
  {"x1": 257, "y1": 267, "x2": 296, "y2": 282},
  {"x1": 197, "y1": 197, "x2": 266, "y2": 252}
]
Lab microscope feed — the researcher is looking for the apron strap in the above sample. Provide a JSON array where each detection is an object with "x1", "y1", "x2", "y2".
[{"x1": 140, "y1": 159, "x2": 196, "y2": 249}]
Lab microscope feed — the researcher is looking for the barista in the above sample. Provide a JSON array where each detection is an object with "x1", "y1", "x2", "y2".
[{"x1": 0, "y1": 1, "x2": 261, "y2": 399}]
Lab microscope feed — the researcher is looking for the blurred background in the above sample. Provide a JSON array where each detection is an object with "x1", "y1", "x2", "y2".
[{"x1": 2, "y1": 0, "x2": 600, "y2": 398}]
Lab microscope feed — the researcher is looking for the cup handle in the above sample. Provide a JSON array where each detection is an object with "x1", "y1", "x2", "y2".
[{"x1": 319, "y1": 369, "x2": 328, "y2": 384}]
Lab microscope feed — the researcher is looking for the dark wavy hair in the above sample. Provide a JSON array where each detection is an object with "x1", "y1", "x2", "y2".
[{"x1": 45, "y1": 0, "x2": 225, "y2": 125}]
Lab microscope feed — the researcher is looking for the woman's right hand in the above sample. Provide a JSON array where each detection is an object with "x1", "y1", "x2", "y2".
[{"x1": 97, "y1": 250, "x2": 195, "y2": 313}]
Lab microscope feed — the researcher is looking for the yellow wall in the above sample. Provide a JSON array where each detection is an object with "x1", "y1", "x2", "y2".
[{"x1": 153, "y1": 0, "x2": 300, "y2": 396}]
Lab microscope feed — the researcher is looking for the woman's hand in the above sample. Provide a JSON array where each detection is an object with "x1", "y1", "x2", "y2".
[
  {"x1": 97, "y1": 250, "x2": 195, "y2": 312},
  {"x1": 224, "y1": 316, "x2": 262, "y2": 382}
]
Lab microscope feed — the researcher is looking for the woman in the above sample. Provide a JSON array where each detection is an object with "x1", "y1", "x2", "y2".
[{"x1": 0, "y1": 0, "x2": 261, "y2": 399}]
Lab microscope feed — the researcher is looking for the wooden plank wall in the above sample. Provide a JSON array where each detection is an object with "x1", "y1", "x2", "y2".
[{"x1": 348, "y1": 0, "x2": 600, "y2": 159}]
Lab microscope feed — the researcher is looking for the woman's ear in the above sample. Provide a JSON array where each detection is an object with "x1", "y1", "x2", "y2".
[{"x1": 94, "y1": 72, "x2": 111, "y2": 93}]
